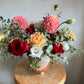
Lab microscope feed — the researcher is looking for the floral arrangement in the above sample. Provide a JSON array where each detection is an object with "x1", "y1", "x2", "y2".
[{"x1": 0, "y1": 5, "x2": 83, "y2": 71}]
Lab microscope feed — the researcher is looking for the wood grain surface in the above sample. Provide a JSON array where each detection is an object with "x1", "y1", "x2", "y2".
[{"x1": 14, "y1": 59, "x2": 66, "y2": 84}]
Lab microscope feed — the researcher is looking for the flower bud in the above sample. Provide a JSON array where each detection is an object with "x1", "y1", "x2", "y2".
[
  {"x1": 65, "y1": 19, "x2": 76, "y2": 24},
  {"x1": 54, "y1": 5, "x2": 59, "y2": 11}
]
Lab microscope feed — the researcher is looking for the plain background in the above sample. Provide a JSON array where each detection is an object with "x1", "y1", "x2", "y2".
[{"x1": 0, "y1": 0, "x2": 84, "y2": 84}]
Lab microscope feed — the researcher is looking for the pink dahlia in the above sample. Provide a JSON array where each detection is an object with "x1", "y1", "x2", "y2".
[
  {"x1": 11, "y1": 16, "x2": 28, "y2": 29},
  {"x1": 44, "y1": 15, "x2": 59, "y2": 34}
]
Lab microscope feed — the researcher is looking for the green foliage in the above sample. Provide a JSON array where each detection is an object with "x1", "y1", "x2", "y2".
[
  {"x1": 46, "y1": 52, "x2": 60, "y2": 64},
  {"x1": 57, "y1": 11, "x2": 62, "y2": 18},
  {"x1": 60, "y1": 27, "x2": 75, "y2": 42},
  {"x1": 0, "y1": 16, "x2": 30, "y2": 62},
  {"x1": 1, "y1": 38, "x2": 9, "y2": 44},
  {"x1": 12, "y1": 56, "x2": 16, "y2": 61},
  {"x1": 0, "y1": 16, "x2": 3, "y2": 20},
  {"x1": 46, "y1": 45, "x2": 53, "y2": 53},
  {"x1": 28, "y1": 56, "x2": 41, "y2": 71},
  {"x1": 0, "y1": 55, "x2": 6, "y2": 62},
  {"x1": 0, "y1": 45, "x2": 9, "y2": 62},
  {"x1": 68, "y1": 45, "x2": 84, "y2": 57}
]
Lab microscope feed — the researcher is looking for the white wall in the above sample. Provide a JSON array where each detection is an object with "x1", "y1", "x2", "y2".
[{"x1": 0, "y1": 0, "x2": 84, "y2": 84}]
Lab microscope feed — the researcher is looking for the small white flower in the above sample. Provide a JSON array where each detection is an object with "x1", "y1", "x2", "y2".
[
  {"x1": 63, "y1": 43, "x2": 69, "y2": 51},
  {"x1": 29, "y1": 46, "x2": 43, "y2": 58}
]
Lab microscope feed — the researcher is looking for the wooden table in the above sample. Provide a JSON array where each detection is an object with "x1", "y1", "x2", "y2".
[{"x1": 14, "y1": 59, "x2": 66, "y2": 84}]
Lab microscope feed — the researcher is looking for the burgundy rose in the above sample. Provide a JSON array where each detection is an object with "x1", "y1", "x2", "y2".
[
  {"x1": 26, "y1": 26, "x2": 35, "y2": 34},
  {"x1": 51, "y1": 43, "x2": 64, "y2": 54},
  {"x1": 8, "y1": 39, "x2": 29, "y2": 56}
]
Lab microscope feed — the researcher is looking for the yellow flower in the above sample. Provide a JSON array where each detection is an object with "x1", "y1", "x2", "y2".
[
  {"x1": 66, "y1": 31, "x2": 76, "y2": 41},
  {"x1": 0, "y1": 33, "x2": 8, "y2": 45},
  {"x1": 27, "y1": 32, "x2": 46, "y2": 47}
]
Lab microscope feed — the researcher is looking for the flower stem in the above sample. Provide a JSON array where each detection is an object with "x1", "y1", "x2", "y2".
[{"x1": 55, "y1": 22, "x2": 65, "y2": 32}]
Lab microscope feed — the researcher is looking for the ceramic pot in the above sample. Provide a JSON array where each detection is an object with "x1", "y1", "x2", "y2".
[{"x1": 28, "y1": 56, "x2": 50, "y2": 74}]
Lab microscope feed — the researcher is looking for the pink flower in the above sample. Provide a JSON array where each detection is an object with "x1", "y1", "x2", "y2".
[
  {"x1": 11, "y1": 16, "x2": 28, "y2": 29},
  {"x1": 44, "y1": 15, "x2": 59, "y2": 34}
]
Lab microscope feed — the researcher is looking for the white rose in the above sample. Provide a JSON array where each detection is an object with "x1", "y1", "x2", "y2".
[
  {"x1": 63, "y1": 43, "x2": 69, "y2": 51},
  {"x1": 29, "y1": 46, "x2": 43, "y2": 58}
]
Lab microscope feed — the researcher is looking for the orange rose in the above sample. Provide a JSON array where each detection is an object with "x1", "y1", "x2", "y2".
[{"x1": 27, "y1": 32, "x2": 46, "y2": 47}]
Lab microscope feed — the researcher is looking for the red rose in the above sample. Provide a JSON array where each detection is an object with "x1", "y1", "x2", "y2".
[
  {"x1": 26, "y1": 26, "x2": 35, "y2": 34},
  {"x1": 8, "y1": 39, "x2": 29, "y2": 56},
  {"x1": 51, "y1": 43, "x2": 64, "y2": 54}
]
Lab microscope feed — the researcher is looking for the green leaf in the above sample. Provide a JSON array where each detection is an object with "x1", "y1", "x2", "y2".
[
  {"x1": 2, "y1": 19, "x2": 6, "y2": 23},
  {"x1": 61, "y1": 35, "x2": 63, "y2": 41},
  {"x1": 0, "y1": 16, "x2": 3, "y2": 20},
  {"x1": 54, "y1": 54, "x2": 58, "y2": 58},
  {"x1": 46, "y1": 52, "x2": 50, "y2": 57},
  {"x1": 30, "y1": 64, "x2": 34, "y2": 68},
  {"x1": 55, "y1": 36, "x2": 59, "y2": 41},
  {"x1": 46, "y1": 45, "x2": 53, "y2": 53},
  {"x1": 56, "y1": 42, "x2": 60, "y2": 46},
  {"x1": 0, "y1": 55, "x2": 6, "y2": 62},
  {"x1": 51, "y1": 59, "x2": 54, "y2": 64},
  {"x1": 7, "y1": 31, "x2": 10, "y2": 34},
  {"x1": 12, "y1": 56, "x2": 16, "y2": 61},
  {"x1": 57, "y1": 11, "x2": 62, "y2": 18},
  {"x1": 7, "y1": 19, "x2": 10, "y2": 23},
  {"x1": 34, "y1": 68, "x2": 37, "y2": 71},
  {"x1": 45, "y1": 29, "x2": 48, "y2": 33},
  {"x1": 36, "y1": 65, "x2": 41, "y2": 68},
  {"x1": 63, "y1": 56, "x2": 67, "y2": 62},
  {"x1": 57, "y1": 54, "x2": 61, "y2": 57}
]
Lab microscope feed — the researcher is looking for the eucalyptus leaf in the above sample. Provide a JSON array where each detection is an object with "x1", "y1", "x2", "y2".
[
  {"x1": 46, "y1": 45, "x2": 53, "y2": 53},
  {"x1": 0, "y1": 16, "x2": 3, "y2": 20}
]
